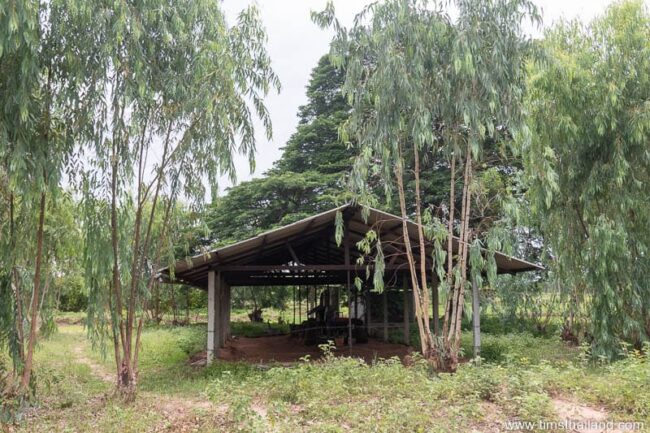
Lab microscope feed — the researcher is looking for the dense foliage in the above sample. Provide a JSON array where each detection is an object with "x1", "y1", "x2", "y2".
[
  {"x1": 1, "y1": 0, "x2": 106, "y2": 395},
  {"x1": 75, "y1": 0, "x2": 278, "y2": 396},
  {"x1": 522, "y1": 0, "x2": 650, "y2": 359},
  {"x1": 1, "y1": 0, "x2": 279, "y2": 399},
  {"x1": 315, "y1": 0, "x2": 540, "y2": 369}
]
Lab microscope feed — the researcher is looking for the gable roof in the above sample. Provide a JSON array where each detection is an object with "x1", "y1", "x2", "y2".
[{"x1": 161, "y1": 203, "x2": 542, "y2": 288}]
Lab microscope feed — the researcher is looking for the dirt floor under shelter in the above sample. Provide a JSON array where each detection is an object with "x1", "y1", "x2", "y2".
[{"x1": 191, "y1": 334, "x2": 414, "y2": 365}]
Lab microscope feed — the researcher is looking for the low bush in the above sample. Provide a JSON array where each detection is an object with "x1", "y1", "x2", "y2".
[{"x1": 230, "y1": 321, "x2": 289, "y2": 337}]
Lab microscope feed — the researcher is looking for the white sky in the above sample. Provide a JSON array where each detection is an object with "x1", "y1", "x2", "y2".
[{"x1": 217, "y1": 0, "x2": 619, "y2": 192}]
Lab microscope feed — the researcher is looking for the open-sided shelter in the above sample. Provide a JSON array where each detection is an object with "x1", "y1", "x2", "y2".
[{"x1": 160, "y1": 204, "x2": 541, "y2": 363}]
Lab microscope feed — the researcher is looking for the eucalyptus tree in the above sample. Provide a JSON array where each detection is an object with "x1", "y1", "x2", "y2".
[
  {"x1": 522, "y1": 1, "x2": 650, "y2": 359},
  {"x1": 315, "y1": 0, "x2": 539, "y2": 370},
  {"x1": 80, "y1": 1, "x2": 279, "y2": 396},
  {"x1": 1, "y1": 0, "x2": 105, "y2": 396}
]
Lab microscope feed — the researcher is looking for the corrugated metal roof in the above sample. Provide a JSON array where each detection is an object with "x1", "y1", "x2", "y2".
[{"x1": 161, "y1": 203, "x2": 542, "y2": 288}]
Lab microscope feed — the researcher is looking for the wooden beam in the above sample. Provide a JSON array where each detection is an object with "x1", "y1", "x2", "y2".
[
  {"x1": 286, "y1": 242, "x2": 302, "y2": 265},
  {"x1": 226, "y1": 275, "x2": 349, "y2": 286},
  {"x1": 217, "y1": 264, "x2": 411, "y2": 272},
  {"x1": 254, "y1": 235, "x2": 268, "y2": 262},
  {"x1": 197, "y1": 222, "x2": 332, "y2": 269}
]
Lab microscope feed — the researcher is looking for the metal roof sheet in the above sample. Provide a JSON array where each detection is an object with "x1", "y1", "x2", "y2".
[{"x1": 161, "y1": 203, "x2": 542, "y2": 287}]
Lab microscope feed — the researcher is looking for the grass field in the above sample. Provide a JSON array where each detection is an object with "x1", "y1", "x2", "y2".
[{"x1": 6, "y1": 320, "x2": 650, "y2": 432}]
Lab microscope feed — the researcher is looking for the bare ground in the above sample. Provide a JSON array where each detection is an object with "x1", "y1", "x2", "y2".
[
  {"x1": 69, "y1": 339, "x2": 226, "y2": 433},
  {"x1": 190, "y1": 334, "x2": 413, "y2": 365},
  {"x1": 552, "y1": 397, "x2": 623, "y2": 433},
  {"x1": 21, "y1": 329, "x2": 626, "y2": 433}
]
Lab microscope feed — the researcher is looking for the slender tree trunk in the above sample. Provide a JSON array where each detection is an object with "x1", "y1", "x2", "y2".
[
  {"x1": 121, "y1": 120, "x2": 151, "y2": 396},
  {"x1": 21, "y1": 191, "x2": 46, "y2": 390},
  {"x1": 434, "y1": 145, "x2": 473, "y2": 372},
  {"x1": 11, "y1": 273, "x2": 25, "y2": 374},
  {"x1": 412, "y1": 144, "x2": 435, "y2": 357},
  {"x1": 55, "y1": 281, "x2": 62, "y2": 311},
  {"x1": 9, "y1": 193, "x2": 26, "y2": 374},
  {"x1": 38, "y1": 273, "x2": 53, "y2": 314},
  {"x1": 110, "y1": 137, "x2": 130, "y2": 394},
  {"x1": 442, "y1": 154, "x2": 456, "y2": 338},
  {"x1": 129, "y1": 122, "x2": 173, "y2": 379},
  {"x1": 135, "y1": 195, "x2": 176, "y2": 370},
  {"x1": 448, "y1": 154, "x2": 468, "y2": 346},
  {"x1": 449, "y1": 145, "x2": 472, "y2": 369},
  {"x1": 393, "y1": 143, "x2": 435, "y2": 359}
]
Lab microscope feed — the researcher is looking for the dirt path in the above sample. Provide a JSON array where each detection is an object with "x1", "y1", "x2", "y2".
[
  {"x1": 67, "y1": 331, "x2": 627, "y2": 433},
  {"x1": 69, "y1": 336, "x2": 227, "y2": 432},
  {"x1": 551, "y1": 397, "x2": 624, "y2": 433},
  {"x1": 72, "y1": 344, "x2": 115, "y2": 384}
]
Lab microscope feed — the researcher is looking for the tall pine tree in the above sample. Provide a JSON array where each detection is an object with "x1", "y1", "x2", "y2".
[{"x1": 203, "y1": 55, "x2": 353, "y2": 246}]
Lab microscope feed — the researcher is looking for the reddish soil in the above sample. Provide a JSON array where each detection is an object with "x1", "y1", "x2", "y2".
[{"x1": 192, "y1": 335, "x2": 414, "y2": 365}]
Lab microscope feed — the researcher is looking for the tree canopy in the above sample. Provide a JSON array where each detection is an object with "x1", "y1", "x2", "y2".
[
  {"x1": 202, "y1": 55, "x2": 353, "y2": 247},
  {"x1": 1, "y1": 0, "x2": 107, "y2": 395},
  {"x1": 522, "y1": 0, "x2": 650, "y2": 359},
  {"x1": 315, "y1": 0, "x2": 540, "y2": 369}
]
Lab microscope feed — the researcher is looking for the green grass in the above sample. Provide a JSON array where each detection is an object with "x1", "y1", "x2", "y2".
[
  {"x1": 12, "y1": 326, "x2": 164, "y2": 433},
  {"x1": 7, "y1": 320, "x2": 650, "y2": 432},
  {"x1": 230, "y1": 321, "x2": 290, "y2": 337},
  {"x1": 387, "y1": 322, "x2": 576, "y2": 364},
  {"x1": 231, "y1": 307, "x2": 294, "y2": 324},
  {"x1": 52, "y1": 310, "x2": 87, "y2": 324}
]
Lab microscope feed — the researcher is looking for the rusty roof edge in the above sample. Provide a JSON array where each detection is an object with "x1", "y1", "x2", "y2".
[
  {"x1": 158, "y1": 202, "x2": 544, "y2": 277},
  {"x1": 360, "y1": 205, "x2": 544, "y2": 272},
  {"x1": 157, "y1": 203, "x2": 350, "y2": 275}
]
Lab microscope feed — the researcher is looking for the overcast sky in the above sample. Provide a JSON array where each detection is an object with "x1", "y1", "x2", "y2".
[{"x1": 217, "y1": 0, "x2": 618, "y2": 193}]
